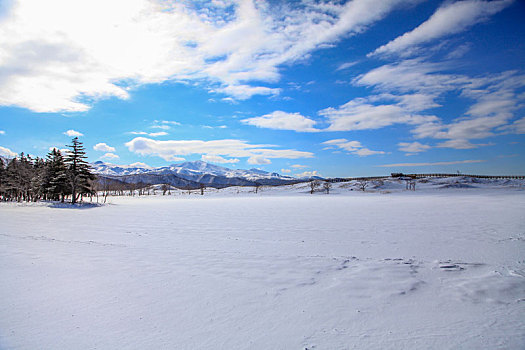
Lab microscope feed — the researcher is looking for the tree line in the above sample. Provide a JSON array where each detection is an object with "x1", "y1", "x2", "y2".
[{"x1": 0, "y1": 137, "x2": 95, "y2": 204}]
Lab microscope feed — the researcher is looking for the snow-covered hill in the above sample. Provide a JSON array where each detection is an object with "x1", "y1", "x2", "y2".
[{"x1": 91, "y1": 160, "x2": 302, "y2": 187}]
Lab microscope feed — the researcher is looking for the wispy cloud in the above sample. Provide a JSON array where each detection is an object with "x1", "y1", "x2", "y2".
[
  {"x1": 370, "y1": 0, "x2": 512, "y2": 57},
  {"x1": 376, "y1": 159, "x2": 486, "y2": 167},
  {"x1": 0, "y1": 130, "x2": 5, "y2": 135},
  {"x1": 129, "y1": 131, "x2": 168, "y2": 137},
  {"x1": 201, "y1": 154, "x2": 239, "y2": 164},
  {"x1": 322, "y1": 139, "x2": 385, "y2": 156},
  {"x1": 125, "y1": 137, "x2": 314, "y2": 164},
  {"x1": 398, "y1": 141, "x2": 431, "y2": 155}
]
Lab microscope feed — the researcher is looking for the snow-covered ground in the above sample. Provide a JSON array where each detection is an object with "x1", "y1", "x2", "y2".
[{"x1": 1, "y1": 178, "x2": 524, "y2": 349}]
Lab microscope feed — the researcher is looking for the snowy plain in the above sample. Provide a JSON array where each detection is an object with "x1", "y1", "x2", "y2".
[{"x1": 1, "y1": 178, "x2": 524, "y2": 349}]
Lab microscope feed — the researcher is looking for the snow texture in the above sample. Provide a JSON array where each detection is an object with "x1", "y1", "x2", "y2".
[{"x1": 1, "y1": 179, "x2": 524, "y2": 349}]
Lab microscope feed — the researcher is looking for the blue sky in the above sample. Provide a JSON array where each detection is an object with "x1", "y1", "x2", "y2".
[{"x1": 0, "y1": 0, "x2": 524, "y2": 177}]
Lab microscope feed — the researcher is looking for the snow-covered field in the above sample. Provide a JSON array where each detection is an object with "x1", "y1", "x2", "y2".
[{"x1": 1, "y1": 179, "x2": 524, "y2": 349}]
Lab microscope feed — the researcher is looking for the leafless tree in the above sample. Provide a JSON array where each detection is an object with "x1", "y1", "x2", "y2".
[
  {"x1": 323, "y1": 181, "x2": 332, "y2": 194},
  {"x1": 161, "y1": 184, "x2": 168, "y2": 195},
  {"x1": 199, "y1": 183, "x2": 206, "y2": 195},
  {"x1": 309, "y1": 180, "x2": 320, "y2": 194},
  {"x1": 254, "y1": 182, "x2": 261, "y2": 194},
  {"x1": 357, "y1": 180, "x2": 368, "y2": 191}
]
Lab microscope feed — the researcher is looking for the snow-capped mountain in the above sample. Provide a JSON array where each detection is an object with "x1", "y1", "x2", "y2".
[{"x1": 92, "y1": 160, "x2": 302, "y2": 188}]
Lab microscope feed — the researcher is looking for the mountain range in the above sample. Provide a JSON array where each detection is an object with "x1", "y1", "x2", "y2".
[{"x1": 92, "y1": 160, "x2": 318, "y2": 188}]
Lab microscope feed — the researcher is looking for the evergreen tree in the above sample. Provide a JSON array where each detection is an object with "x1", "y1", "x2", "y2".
[
  {"x1": 43, "y1": 148, "x2": 69, "y2": 201},
  {"x1": 0, "y1": 158, "x2": 6, "y2": 200},
  {"x1": 64, "y1": 137, "x2": 95, "y2": 204}
]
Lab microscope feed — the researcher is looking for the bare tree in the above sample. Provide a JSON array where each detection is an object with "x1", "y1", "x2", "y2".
[
  {"x1": 161, "y1": 184, "x2": 168, "y2": 195},
  {"x1": 323, "y1": 181, "x2": 332, "y2": 194},
  {"x1": 254, "y1": 182, "x2": 261, "y2": 194},
  {"x1": 199, "y1": 183, "x2": 206, "y2": 195},
  {"x1": 357, "y1": 180, "x2": 368, "y2": 192},
  {"x1": 309, "y1": 180, "x2": 320, "y2": 194}
]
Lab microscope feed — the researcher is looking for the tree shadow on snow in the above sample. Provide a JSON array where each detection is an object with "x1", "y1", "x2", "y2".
[{"x1": 48, "y1": 201, "x2": 104, "y2": 209}]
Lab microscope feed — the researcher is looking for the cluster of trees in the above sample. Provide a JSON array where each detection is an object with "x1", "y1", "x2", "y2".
[{"x1": 0, "y1": 137, "x2": 95, "y2": 203}]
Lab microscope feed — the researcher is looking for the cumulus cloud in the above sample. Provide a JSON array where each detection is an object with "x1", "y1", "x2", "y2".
[
  {"x1": 322, "y1": 139, "x2": 385, "y2": 156},
  {"x1": 376, "y1": 159, "x2": 486, "y2": 167},
  {"x1": 63, "y1": 129, "x2": 83, "y2": 137},
  {"x1": 242, "y1": 111, "x2": 319, "y2": 132},
  {"x1": 0, "y1": 146, "x2": 17, "y2": 158},
  {"x1": 0, "y1": 0, "x2": 414, "y2": 113},
  {"x1": 125, "y1": 137, "x2": 313, "y2": 163},
  {"x1": 370, "y1": 0, "x2": 512, "y2": 57},
  {"x1": 93, "y1": 143, "x2": 115, "y2": 152},
  {"x1": 101, "y1": 152, "x2": 120, "y2": 159}
]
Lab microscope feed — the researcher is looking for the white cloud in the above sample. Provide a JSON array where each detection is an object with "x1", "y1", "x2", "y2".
[
  {"x1": 0, "y1": 146, "x2": 17, "y2": 158},
  {"x1": 247, "y1": 156, "x2": 271, "y2": 165},
  {"x1": 499, "y1": 117, "x2": 525, "y2": 134},
  {"x1": 398, "y1": 141, "x2": 431, "y2": 155},
  {"x1": 0, "y1": 0, "x2": 415, "y2": 112},
  {"x1": 63, "y1": 129, "x2": 83, "y2": 137},
  {"x1": 242, "y1": 111, "x2": 319, "y2": 132},
  {"x1": 322, "y1": 139, "x2": 385, "y2": 156},
  {"x1": 93, "y1": 143, "x2": 115, "y2": 152},
  {"x1": 376, "y1": 159, "x2": 486, "y2": 167},
  {"x1": 149, "y1": 132, "x2": 168, "y2": 137},
  {"x1": 0, "y1": 130, "x2": 5, "y2": 135},
  {"x1": 201, "y1": 154, "x2": 239, "y2": 164},
  {"x1": 130, "y1": 131, "x2": 168, "y2": 137},
  {"x1": 370, "y1": 0, "x2": 512, "y2": 57},
  {"x1": 151, "y1": 125, "x2": 171, "y2": 130},
  {"x1": 296, "y1": 170, "x2": 320, "y2": 178},
  {"x1": 125, "y1": 137, "x2": 313, "y2": 163},
  {"x1": 336, "y1": 61, "x2": 359, "y2": 71},
  {"x1": 101, "y1": 152, "x2": 120, "y2": 160},
  {"x1": 320, "y1": 97, "x2": 437, "y2": 131},
  {"x1": 354, "y1": 60, "x2": 525, "y2": 146},
  {"x1": 156, "y1": 120, "x2": 181, "y2": 126},
  {"x1": 281, "y1": 168, "x2": 291, "y2": 174},
  {"x1": 291, "y1": 164, "x2": 308, "y2": 169}
]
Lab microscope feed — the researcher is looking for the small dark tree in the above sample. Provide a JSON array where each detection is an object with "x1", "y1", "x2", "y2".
[
  {"x1": 323, "y1": 181, "x2": 332, "y2": 194},
  {"x1": 309, "y1": 180, "x2": 320, "y2": 194},
  {"x1": 161, "y1": 184, "x2": 168, "y2": 195},
  {"x1": 199, "y1": 183, "x2": 206, "y2": 195},
  {"x1": 65, "y1": 137, "x2": 95, "y2": 204},
  {"x1": 254, "y1": 182, "x2": 261, "y2": 194},
  {"x1": 357, "y1": 180, "x2": 368, "y2": 192}
]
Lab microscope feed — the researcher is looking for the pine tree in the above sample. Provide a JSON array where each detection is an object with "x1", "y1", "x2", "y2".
[
  {"x1": 64, "y1": 137, "x2": 95, "y2": 204},
  {"x1": 43, "y1": 148, "x2": 69, "y2": 201},
  {"x1": 0, "y1": 158, "x2": 6, "y2": 200}
]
